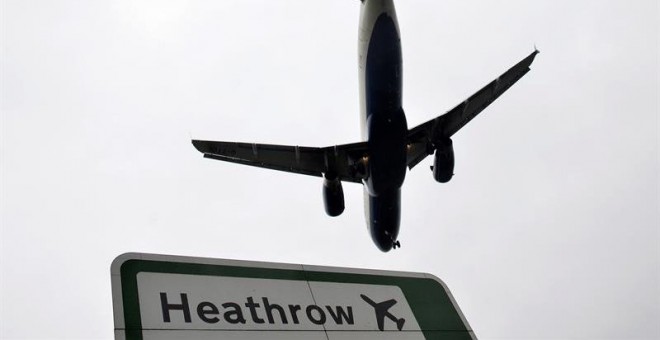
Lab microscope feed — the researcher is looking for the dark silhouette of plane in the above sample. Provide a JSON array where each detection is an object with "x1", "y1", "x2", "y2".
[
  {"x1": 360, "y1": 294, "x2": 405, "y2": 331},
  {"x1": 192, "y1": 0, "x2": 538, "y2": 252}
]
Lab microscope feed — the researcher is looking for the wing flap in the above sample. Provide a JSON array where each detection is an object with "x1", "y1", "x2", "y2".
[
  {"x1": 202, "y1": 153, "x2": 322, "y2": 177},
  {"x1": 406, "y1": 141, "x2": 430, "y2": 170},
  {"x1": 406, "y1": 50, "x2": 538, "y2": 169},
  {"x1": 441, "y1": 50, "x2": 537, "y2": 137},
  {"x1": 192, "y1": 139, "x2": 368, "y2": 183}
]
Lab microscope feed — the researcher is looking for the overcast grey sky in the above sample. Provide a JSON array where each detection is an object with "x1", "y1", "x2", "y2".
[{"x1": 1, "y1": 0, "x2": 658, "y2": 339}]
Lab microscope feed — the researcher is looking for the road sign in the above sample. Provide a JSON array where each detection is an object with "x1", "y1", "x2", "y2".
[{"x1": 111, "y1": 253, "x2": 476, "y2": 339}]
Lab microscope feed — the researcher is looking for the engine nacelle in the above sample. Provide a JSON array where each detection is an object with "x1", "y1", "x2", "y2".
[
  {"x1": 432, "y1": 138, "x2": 455, "y2": 183},
  {"x1": 322, "y1": 174, "x2": 345, "y2": 217}
]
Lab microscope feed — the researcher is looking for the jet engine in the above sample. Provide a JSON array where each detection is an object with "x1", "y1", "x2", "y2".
[
  {"x1": 432, "y1": 138, "x2": 455, "y2": 183},
  {"x1": 322, "y1": 173, "x2": 345, "y2": 217}
]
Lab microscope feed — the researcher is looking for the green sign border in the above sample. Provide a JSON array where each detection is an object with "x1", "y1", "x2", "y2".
[{"x1": 114, "y1": 254, "x2": 474, "y2": 340}]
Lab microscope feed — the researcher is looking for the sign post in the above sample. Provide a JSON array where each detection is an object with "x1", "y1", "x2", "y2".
[{"x1": 111, "y1": 253, "x2": 475, "y2": 339}]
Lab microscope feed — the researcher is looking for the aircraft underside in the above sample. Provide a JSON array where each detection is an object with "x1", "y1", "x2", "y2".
[
  {"x1": 360, "y1": 0, "x2": 406, "y2": 251},
  {"x1": 191, "y1": 0, "x2": 538, "y2": 252}
]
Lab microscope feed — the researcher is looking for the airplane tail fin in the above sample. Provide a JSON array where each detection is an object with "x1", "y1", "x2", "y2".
[{"x1": 396, "y1": 318, "x2": 405, "y2": 331}]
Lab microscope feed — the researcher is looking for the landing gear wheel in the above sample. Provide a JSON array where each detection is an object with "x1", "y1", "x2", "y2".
[{"x1": 393, "y1": 240, "x2": 401, "y2": 249}]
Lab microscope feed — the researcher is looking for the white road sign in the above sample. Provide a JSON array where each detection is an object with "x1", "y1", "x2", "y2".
[{"x1": 111, "y1": 253, "x2": 475, "y2": 339}]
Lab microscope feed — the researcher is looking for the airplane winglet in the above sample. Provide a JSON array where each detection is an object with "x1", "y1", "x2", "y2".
[{"x1": 191, "y1": 139, "x2": 205, "y2": 153}]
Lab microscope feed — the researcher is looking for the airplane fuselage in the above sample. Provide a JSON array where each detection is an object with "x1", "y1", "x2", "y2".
[
  {"x1": 359, "y1": 0, "x2": 407, "y2": 251},
  {"x1": 192, "y1": 0, "x2": 538, "y2": 253}
]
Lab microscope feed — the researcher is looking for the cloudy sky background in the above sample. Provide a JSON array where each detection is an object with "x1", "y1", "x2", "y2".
[{"x1": 2, "y1": 0, "x2": 658, "y2": 339}]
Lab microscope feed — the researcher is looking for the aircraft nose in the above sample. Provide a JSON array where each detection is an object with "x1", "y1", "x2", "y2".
[
  {"x1": 374, "y1": 237, "x2": 393, "y2": 252},
  {"x1": 366, "y1": 189, "x2": 401, "y2": 252},
  {"x1": 371, "y1": 228, "x2": 397, "y2": 252}
]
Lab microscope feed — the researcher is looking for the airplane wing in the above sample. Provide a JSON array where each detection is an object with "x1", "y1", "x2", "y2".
[
  {"x1": 406, "y1": 50, "x2": 539, "y2": 169},
  {"x1": 377, "y1": 299, "x2": 398, "y2": 311},
  {"x1": 191, "y1": 139, "x2": 369, "y2": 183},
  {"x1": 374, "y1": 299, "x2": 397, "y2": 331}
]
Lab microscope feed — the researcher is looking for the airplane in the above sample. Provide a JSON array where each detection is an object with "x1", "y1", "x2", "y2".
[
  {"x1": 192, "y1": 0, "x2": 538, "y2": 252},
  {"x1": 360, "y1": 294, "x2": 405, "y2": 331}
]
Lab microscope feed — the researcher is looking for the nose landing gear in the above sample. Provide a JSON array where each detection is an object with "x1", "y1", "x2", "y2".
[{"x1": 384, "y1": 230, "x2": 401, "y2": 250}]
